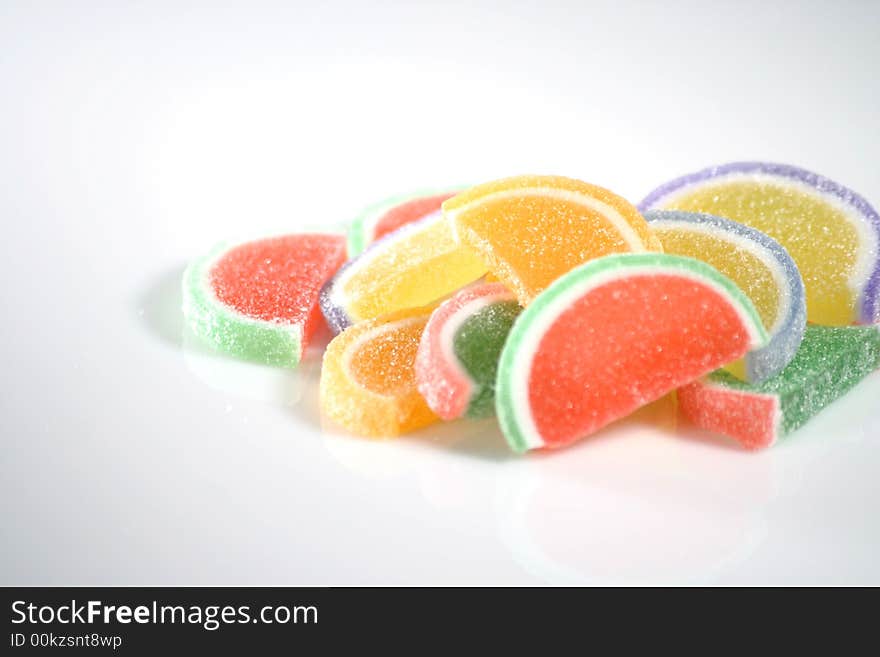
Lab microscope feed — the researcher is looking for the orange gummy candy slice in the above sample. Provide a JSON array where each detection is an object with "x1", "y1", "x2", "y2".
[
  {"x1": 443, "y1": 175, "x2": 662, "y2": 305},
  {"x1": 319, "y1": 307, "x2": 438, "y2": 437}
]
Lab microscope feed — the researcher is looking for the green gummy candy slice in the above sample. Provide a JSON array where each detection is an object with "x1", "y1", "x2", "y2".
[
  {"x1": 707, "y1": 325, "x2": 880, "y2": 437},
  {"x1": 453, "y1": 300, "x2": 521, "y2": 418}
]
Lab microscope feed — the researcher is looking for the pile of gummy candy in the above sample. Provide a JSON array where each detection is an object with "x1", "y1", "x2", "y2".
[{"x1": 182, "y1": 162, "x2": 880, "y2": 452}]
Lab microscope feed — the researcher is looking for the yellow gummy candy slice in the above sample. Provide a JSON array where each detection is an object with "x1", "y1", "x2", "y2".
[
  {"x1": 663, "y1": 182, "x2": 859, "y2": 326},
  {"x1": 338, "y1": 216, "x2": 486, "y2": 324}
]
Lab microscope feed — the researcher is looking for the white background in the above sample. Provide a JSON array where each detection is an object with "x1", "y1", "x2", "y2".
[{"x1": 2, "y1": 0, "x2": 879, "y2": 585}]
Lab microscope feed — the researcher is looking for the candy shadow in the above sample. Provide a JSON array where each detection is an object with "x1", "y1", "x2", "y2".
[
  {"x1": 136, "y1": 263, "x2": 186, "y2": 347},
  {"x1": 671, "y1": 421, "x2": 745, "y2": 453},
  {"x1": 408, "y1": 417, "x2": 515, "y2": 462},
  {"x1": 318, "y1": 406, "x2": 514, "y2": 463},
  {"x1": 284, "y1": 351, "x2": 326, "y2": 429}
]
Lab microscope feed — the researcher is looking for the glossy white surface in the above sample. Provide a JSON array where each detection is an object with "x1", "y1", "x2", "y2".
[{"x1": 2, "y1": 1, "x2": 879, "y2": 585}]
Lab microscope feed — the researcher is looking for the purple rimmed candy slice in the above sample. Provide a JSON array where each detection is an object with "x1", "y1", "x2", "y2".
[{"x1": 640, "y1": 162, "x2": 880, "y2": 326}]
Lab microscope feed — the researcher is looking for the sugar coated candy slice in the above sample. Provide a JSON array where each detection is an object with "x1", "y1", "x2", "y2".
[
  {"x1": 320, "y1": 307, "x2": 438, "y2": 437},
  {"x1": 646, "y1": 210, "x2": 806, "y2": 383},
  {"x1": 346, "y1": 189, "x2": 461, "y2": 257},
  {"x1": 678, "y1": 325, "x2": 880, "y2": 450},
  {"x1": 182, "y1": 234, "x2": 347, "y2": 367},
  {"x1": 496, "y1": 253, "x2": 768, "y2": 453},
  {"x1": 416, "y1": 282, "x2": 521, "y2": 420},
  {"x1": 320, "y1": 210, "x2": 487, "y2": 334},
  {"x1": 640, "y1": 162, "x2": 880, "y2": 325},
  {"x1": 442, "y1": 175, "x2": 663, "y2": 305}
]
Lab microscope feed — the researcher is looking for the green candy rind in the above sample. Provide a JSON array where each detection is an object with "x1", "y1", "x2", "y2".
[
  {"x1": 496, "y1": 253, "x2": 769, "y2": 454},
  {"x1": 181, "y1": 245, "x2": 303, "y2": 368},
  {"x1": 705, "y1": 325, "x2": 880, "y2": 438},
  {"x1": 452, "y1": 300, "x2": 521, "y2": 418}
]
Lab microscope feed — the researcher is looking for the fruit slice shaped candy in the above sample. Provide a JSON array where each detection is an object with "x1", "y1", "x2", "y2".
[
  {"x1": 640, "y1": 162, "x2": 880, "y2": 325},
  {"x1": 182, "y1": 234, "x2": 347, "y2": 367},
  {"x1": 320, "y1": 307, "x2": 438, "y2": 437},
  {"x1": 646, "y1": 210, "x2": 806, "y2": 383},
  {"x1": 443, "y1": 175, "x2": 663, "y2": 306},
  {"x1": 320, "y1": 210, "x2": 487, "y2": 334},
  {"x1": 346, "y1": 189, "x2": 461, "y2": 257},
  {"x1": 678, "y1": 325, "x2": 880, "y2": 450},
  {"x1": 416, "y1": 282, "x2": 521, "y2": 420},
  {"x1": 496, "y1": 253, "x2": 768, "y2": 453}
]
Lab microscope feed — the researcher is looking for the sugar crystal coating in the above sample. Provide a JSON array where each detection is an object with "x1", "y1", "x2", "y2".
[
  {"x1": 347, "y1": 189, "x2": 461, "y2": 257},
  {"x1": 320, "y1": 307, "x2": 438, "y2": 437},
  {"x1": 443, "y1": 175, "x2": 663, "y2": 306},
  {"x1": 416, "y1": 283, "x2": 521, "y2": 420},
  {"x1": 646, "y1": 210, "x2": 806, "y2": 383},
  {"x1": 321, "y1": 210, "x2": 487, "y2": 334},
  {"x1": 496, "y1": 253, "x2": 768, "y2": 453},
  {"x1": 182, "y1": 234, "x2": 346, "y2": 367},
  {"x1": 640, "y1": 162, "x2": 880, "y2": 325},
  {"x1": 678, "y1": 325, "x2": 880, "y2": 449}
]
